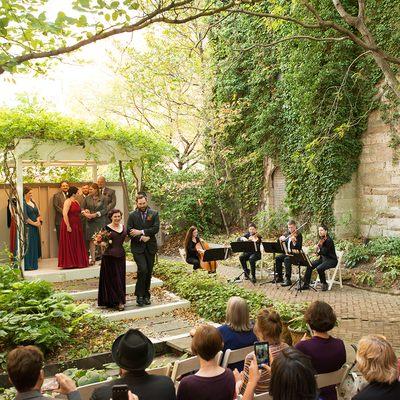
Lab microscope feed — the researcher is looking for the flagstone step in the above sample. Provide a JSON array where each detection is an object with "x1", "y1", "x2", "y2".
[
  {"x1": 24, "y1": 260, "x2": 137, "y2": 282},
  {"x1": 68, "y1": 278, "x2": 163, "y2": 300},
  {"x1": 95, "y1": 295, "x2": 190, "y2": 322}
]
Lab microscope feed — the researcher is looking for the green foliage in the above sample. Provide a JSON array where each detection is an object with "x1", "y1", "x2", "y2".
[
  {"x1": 355, "y1": 271, "x2": 376, "y2": 287},
  {"x1": 253, "y1": 208, "x2": 289, "y2": 238},
  {"x1": 344, "y1": 245, "x2": 370, "y2": 268},
  {"x1": 146, "y1": 169, "x2": 222, "y2": 234},
  {"x1": 208, "y1": 0, "x2": 400, "y2": 225},
  {"x1": 63, "y1": 366, "x2": 116, "y2": 387},
  {"x1": 154, "y1": 260, "x2": 307, "y2": 325},
  {"x1": 0, "y1": 264, "x2": 98, "y2": 352},
  {"x1": 344, "y1": 238, "x2": 400, "y2": 267},
  {"x1": 376, "y1": 255, "x2": 400, "y2": 286}
]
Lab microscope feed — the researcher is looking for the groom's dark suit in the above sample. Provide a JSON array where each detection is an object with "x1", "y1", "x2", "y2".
[{"x1": 127, "y1": 207, "x2": 160, "y2": 300}]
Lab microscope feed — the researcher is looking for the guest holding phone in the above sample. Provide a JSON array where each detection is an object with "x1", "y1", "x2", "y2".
[{"x1": 238, "y1": 309, "x2": 288, "y2": 395}]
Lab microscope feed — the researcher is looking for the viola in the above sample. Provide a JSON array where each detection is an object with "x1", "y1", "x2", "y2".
[
  {"x1": 195, "y1": 238, "x2": 217, "y2": 273},
  {"x1": 317, "y1": 235, "x2": 328, "y2": 248}
]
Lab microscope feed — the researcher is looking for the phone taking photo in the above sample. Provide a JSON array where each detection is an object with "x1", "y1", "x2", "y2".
[
  {"x1": 254, "y1": 341, "x2": 270, "y2": 367},
  {"x1": 42, "y1": 378, "x2": 59, "y2": 391},
  {"x1": 112, "y1": 384, "x2": 129, "y2": 400}
]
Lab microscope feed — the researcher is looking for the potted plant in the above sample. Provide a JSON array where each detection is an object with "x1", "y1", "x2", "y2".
[{"x1": 288, "y1": 315, "x2": 309, "y2": 345}]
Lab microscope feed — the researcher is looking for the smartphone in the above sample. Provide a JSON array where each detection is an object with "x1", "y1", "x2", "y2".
[
  {"x1": 112, "y1": 384, "x2": 129, "y2": 400},
  {"x1": 42, "y1": 378, "x2": 59, "y2": 391},
  {"x1": 254, "y1": 341, "x2": 270, "y2": 367}
]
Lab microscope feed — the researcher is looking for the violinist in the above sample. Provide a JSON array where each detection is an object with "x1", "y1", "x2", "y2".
[
  {"x1": 238, "y1": 223, "x2": 262, "y2": 283},
  {"x1": 184, "y1": 226, "x2": 202, "y2": 271},
  {"x1": 302, "y1": 224, "x2": 337, "y2": 291},
  {"x1": 275, "y1": 220, "x2": 303, "y2": 286}
]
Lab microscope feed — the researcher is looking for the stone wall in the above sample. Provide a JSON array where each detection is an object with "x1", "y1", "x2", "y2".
[{"x1": 334, "y1": 109, "x2": 400, "y2": 237}]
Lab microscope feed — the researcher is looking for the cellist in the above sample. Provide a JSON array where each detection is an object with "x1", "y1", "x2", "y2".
[
  {"x1": 301, "y1": 224, "x2": 338, "y2": 291},
  {"x1": 183, "y1": 226, "x2": 217, "y2": 273},
  {"x1": 184, "y1": 226, "x2": 202, "y2": 271},
  {"x1": 238, "y1": 222, "x2": 262, "y2": 283}
]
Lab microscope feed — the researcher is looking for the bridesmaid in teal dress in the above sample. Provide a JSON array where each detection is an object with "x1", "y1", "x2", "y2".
[{"x1": 23, "y1": 187, "x2": 42, "y2": 270}]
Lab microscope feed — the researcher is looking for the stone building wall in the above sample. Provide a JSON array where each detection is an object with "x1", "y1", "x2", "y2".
[{"x1": 264, "y1": 108, "x2": 400, "y2": 238}]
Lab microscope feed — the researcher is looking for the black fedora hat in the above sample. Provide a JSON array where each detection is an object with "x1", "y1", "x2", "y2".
[{"x1": 112, "y1": 329, "x2": 155, "y2": 371}]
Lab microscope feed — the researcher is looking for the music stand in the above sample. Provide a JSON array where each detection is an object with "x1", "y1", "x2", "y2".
[
  {"x1": 260, "y1": 241, "x2": 285, "y2": 286},
  {"x1": 229, "y1": 241, "x2": 260, "y2": 285},
  {"x1": 203, "y1": 247, "x2": 231, "y2": 262},
  {"x1": 288, "y1": 250, "x2": 317, "y2": 296}
]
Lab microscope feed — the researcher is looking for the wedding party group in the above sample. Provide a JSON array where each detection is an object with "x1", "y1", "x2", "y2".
[{"x1": 22, "y1": 179, "x2": 160, "y2": 311}]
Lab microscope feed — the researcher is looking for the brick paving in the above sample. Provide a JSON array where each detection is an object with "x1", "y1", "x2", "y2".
[{"x1": 216, "y1": 262, "x2": 400, "y2": 355}]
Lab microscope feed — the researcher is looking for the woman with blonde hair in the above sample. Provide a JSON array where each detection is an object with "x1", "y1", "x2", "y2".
[
  {"x1": 218, "y1": 296, "x2": 257, "y2": 372},
  {"x1": 353, "y1": 335, "x2": 400, "y2": 399},
  {"x1": 238, "y1": 308, "x2": 288, "y2": 395}
]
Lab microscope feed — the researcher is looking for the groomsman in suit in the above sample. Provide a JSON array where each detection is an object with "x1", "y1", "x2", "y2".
[
  {"x1": 76, "y1": 183, "x2": 90, "y2": 249},
  {"x1": 127, "y1": 192, "x2": 160, "y2": 307},
  {"x1": 97, "y1": 176, "x2": 116, "y2": 213},
  {"x1": 53, "y1": 181, "x2": 69, "y2": 242}
]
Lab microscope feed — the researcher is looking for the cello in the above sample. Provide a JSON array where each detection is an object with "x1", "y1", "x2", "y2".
[{"x1": 196, "y1": 238, "x2": 217, "y2": 273}]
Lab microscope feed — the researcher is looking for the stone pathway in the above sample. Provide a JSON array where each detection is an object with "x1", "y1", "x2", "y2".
[{"x1": 159, "y1": 256, "x2": 400, "y2": 354}]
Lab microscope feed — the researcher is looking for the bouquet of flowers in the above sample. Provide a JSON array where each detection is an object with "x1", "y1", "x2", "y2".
[{"x1": 93, "y1": 229, "x2": 112, "y2": 248}]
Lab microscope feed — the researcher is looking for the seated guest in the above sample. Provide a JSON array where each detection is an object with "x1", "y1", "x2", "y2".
[
  {"x1": 218, "y1": 296, "x2": 257, "y2": 372},
  {"x1": 302, "y1": 225, "x2": 338, "y2": 291},
  {"x1": 183, "y1": 226, "x2": 202, "y2": 270},
  {"x1": 177, "y1": 324, "x2": 235, "y2": 400},
  {"x1": 239, "y1": 309, "x2": 288, "y2": 395},
  {"x1": 238, "y1": 223, "x2": 262, "y2": 283},
  {"x1": 91, "y1": 329, "x2": 176, "y2": 400},
  {"x1": 296, "y1": 301, "x2": 346, "y2": 400},
  {"x1": 353, "y1": 335, "x2": 400, "y2": 400},
  {"x1": 7, "y1": 345, "x2": 80, "y2": 400},
  {"x1": 242, "y1": 347, "x2": 318, "y2": 400}
]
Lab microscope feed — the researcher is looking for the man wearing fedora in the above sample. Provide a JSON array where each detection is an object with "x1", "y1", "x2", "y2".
[{"x1": 90, "y1": 329, "x2": 176, "y2": 400}]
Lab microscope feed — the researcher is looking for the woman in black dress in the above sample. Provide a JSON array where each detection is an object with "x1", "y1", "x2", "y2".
[
  {"x1": 98, "y1": 209, "x2": 128, "y2": 311},
  {"x1": 183, "y1": 226, "x2": 204, "y2": 271}
]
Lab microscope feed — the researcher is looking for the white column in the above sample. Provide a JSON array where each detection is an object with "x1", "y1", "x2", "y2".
[
  {"x1": 16, "y1": 157, "x2": 24, "y2": 271},
  {"x1": 91, "y1": 164, "x2": 97, "y2": 182}
]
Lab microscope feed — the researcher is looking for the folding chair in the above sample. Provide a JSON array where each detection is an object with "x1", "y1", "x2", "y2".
[
  {"x1": 315, "y1": 363, "x2": 349, "y2": 390},
  {"x1": 221, "y1": 346, "x2": 253, "y2": 368},
  {"x1": 313, "y1": 250, "x2": 344, "y2": 290},
  {"x1": 147, "y1": 363, "x2": 172, "y2": 376}
]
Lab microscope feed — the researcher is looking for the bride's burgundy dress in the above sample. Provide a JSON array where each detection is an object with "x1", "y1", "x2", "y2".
[{"x1": 58, "y1": 200, "x2": 89, "y2": 269}]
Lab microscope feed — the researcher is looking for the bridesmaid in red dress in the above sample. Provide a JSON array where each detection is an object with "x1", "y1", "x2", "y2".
[{"x1": 58, "y1": 186, "x2": 89, "y2": 269}]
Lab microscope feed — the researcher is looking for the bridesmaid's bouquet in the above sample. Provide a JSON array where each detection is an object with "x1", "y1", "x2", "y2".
[{"x1": 93, "y1": 229, "x2": 112, "y2": 248}]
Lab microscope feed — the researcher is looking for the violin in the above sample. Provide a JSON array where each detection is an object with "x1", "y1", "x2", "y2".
[
  {"x1": 195, "y1": 238, "x2": 217, "y2": 273},
  {"x1": 316, "y1": 235, "x2": 328, "y2": 254}
]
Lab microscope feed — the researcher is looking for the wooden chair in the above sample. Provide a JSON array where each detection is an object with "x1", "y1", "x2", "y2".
[
  {"x1": 221, "y1": 346, "x2": 253, "y2": 368},
  {"x1": 76, "y1": 381, "x2": 108, "y2": 400},
  {"x1": 315, "y1": 363, "x2": 349, "y2": 390},
  {"x1": 171, "y1": 351, "x2": 223, "y2": 385},
  {"x1": 313, "y1": 250, "x2": 344, "y2": 290},
  {"x1": 147, "y1": 363, "x2": 172, "y2": 376}
]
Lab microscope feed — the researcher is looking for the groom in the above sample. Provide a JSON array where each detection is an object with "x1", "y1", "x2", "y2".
[{"x1": 127, "y1": 192, "x2": 160, "y2": 307}]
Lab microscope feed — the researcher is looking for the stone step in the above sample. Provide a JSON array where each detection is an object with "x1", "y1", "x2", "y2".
[
  {"x1": 68, "y1": 278, "x2": 163, "y2": 300},
  {"x1": 24, "y1": 260, "x2": 137, "y2": 282},
  {"x1": 93, "y1": 292, "x2": 190, "y2": 322}
]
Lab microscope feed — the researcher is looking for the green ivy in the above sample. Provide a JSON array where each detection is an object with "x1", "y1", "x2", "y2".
[{"x1": 208, "y1": 0, "x2": 399, "y2": 226}]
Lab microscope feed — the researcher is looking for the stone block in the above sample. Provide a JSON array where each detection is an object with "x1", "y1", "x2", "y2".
[
  {"x1": 383, "y1": 229, "x2": 400, "y2": 237},
  {"x1": 388, "y1": 195, "x2": 400, "y2": 207},
  {"x1": 387, "y1": 219, "x2": 400, "y2": 231}
]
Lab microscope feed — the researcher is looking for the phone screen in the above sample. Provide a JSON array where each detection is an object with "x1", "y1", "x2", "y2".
[
  {"x1": 112, "y1": 384, "x2": 129, "y2": 400},
  {"x1": 254, "y1": 341, "x2": 270, "y2": 366},
  {"x1": 42, "y1": 378, "x2": 59, "y2": 391}
]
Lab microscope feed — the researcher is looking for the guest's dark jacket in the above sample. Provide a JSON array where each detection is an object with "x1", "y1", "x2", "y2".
[
  {"x1": 127, "y1": 207, "x2": 160, "y2": 255},
  {"x1": 317, "y1": 236, "x2": 337, "y2": 260},
  {"x1": 53, "y1": 191, "x2": 67, "y2": 226},
  {"x1": 90, "y1": 371, "x2": 176, "y2": 400},
  {"x1": 16, "y1": 390, "x2": 80, "y2": 400},
  {"x1": 100, "y1": 187, "x2": 116, "y2": 213}
]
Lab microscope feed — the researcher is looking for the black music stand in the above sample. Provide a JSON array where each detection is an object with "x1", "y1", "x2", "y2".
[
  {"x1": 261, "y1": 241, "x2": 285, "y2": 286},
  {"x1": 288, "y1": 250, "x2": 317, "y2": 296},
  {"x1": 203, "y1": 247, "x2": 231, "y2": 262},
  {"x1": 229, "y1": 241, "x2": 260, "y2": 285}
]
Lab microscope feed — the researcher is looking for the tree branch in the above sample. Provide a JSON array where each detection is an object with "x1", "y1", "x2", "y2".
[
  {"x1": 331, "y1": 0, "x2": 358, "y2": 26},
  {"x1": 0, "y1": 0, "x2": 240, "y2": 74}
]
